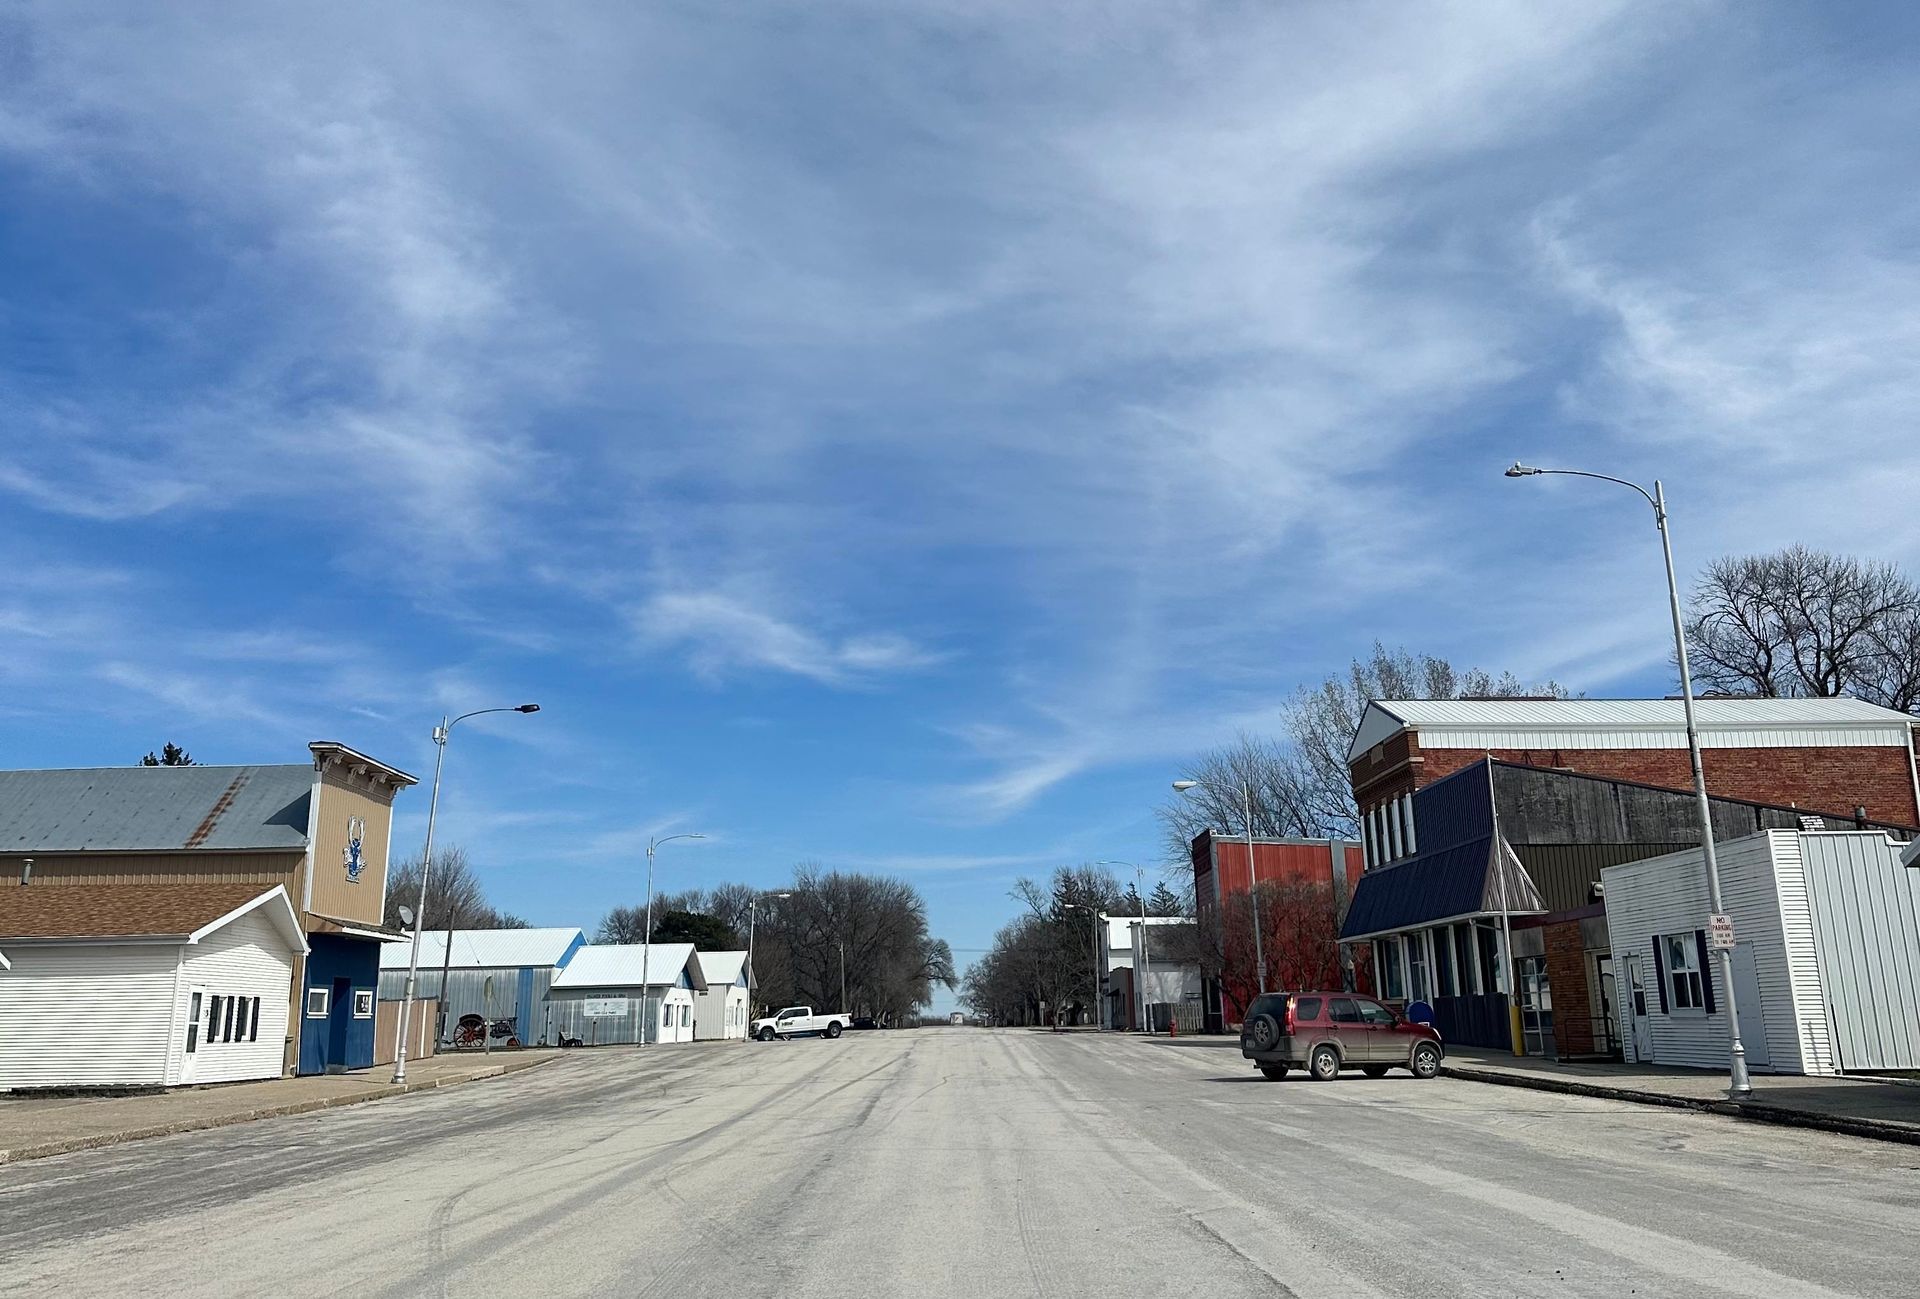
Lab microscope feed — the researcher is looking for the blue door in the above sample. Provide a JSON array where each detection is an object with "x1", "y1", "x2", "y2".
[{"x1": 328, "y1": 977, "x2": 352, "y2": 1073}]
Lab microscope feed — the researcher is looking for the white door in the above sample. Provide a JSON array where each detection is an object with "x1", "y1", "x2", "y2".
[
  {"x1": 181, "y1": 986, "x2": 207, "y2": 1083},
  {"x1": 1728, "y1": 942, "x2": 1771, "y2": 1070},
  {"x1": 1625, "y1": 956, "x2": 1654, "y2": 1062}
]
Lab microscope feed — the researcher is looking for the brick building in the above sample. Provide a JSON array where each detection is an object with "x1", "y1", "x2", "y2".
[
  {"x1": 1190, "y1": 831, "x2": 1364, "y2": 1031},
  {"x1": 1349, "y1": 697, "x2": 1920, "y2": 868},
  {"x1": 1340, "y1": 697, "x2": 1920, "y2": 1058}
]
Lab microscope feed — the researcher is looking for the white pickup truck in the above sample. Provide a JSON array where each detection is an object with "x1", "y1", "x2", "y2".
[{"x1": 751, "y1": 1006, "x2": 853, "y2": 1041}]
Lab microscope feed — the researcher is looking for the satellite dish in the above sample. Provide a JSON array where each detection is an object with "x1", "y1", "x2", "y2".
[
  {"x1": 398, "y1": 905, "x2": 416, "y2": 928},
  {"x1": 1404, "y1": 1000, "x2": 1436, "y2": 1026}
]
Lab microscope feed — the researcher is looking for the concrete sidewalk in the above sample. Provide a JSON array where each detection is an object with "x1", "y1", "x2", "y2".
[
  {"x1": 0, "y1": 1050, "x2": 560, "y2": 1164},
  {"x1": 1443, "y1": 1046, "x2": 1920, "y2": 1145}
]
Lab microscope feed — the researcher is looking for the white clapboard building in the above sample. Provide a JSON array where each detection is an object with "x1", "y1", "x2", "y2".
[
  {"x1": 0, "y1": 883, "x2": 306, "y2": 1090},
  {"x1": 1605, "y1": 829, "x2": 1920, "y2": 1076}
]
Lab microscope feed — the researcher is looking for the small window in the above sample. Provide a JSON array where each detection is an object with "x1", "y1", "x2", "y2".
[
  {"x1": 249, "y1": 997, "x2": 262, "y2": 1042},
  {"x1": 1292, "y1": 996, "x2": 1323, "y2": 1022},
  {"x1": 306, "y1": 987, "x2": 329, "y2": 1018},
  {"x1": 1663, "y1": 932, "x2": 1706, "y2": 1013},
  {"x1": 186, "y1": 991, "x2": 203, "y2": 1054},
  {"x1": 1328, "y1": 998, "x2": 1362, "y2": 1024},
  {"x1": 1357, "y1": 1001, "x2": 1396, "y2": 1026},
  {"x1": 223, "y1": 995, "x2": 237, "y2": 1043},
  {"x1": 208, "y1": 995, "x2": 224, "y2": 1043},
  {"x1": 353, "y1": 990, "x2": 374, "y2": 1019},
  {"x1": 233, "y1": 997, "x2": 249, "y2": 1043}
]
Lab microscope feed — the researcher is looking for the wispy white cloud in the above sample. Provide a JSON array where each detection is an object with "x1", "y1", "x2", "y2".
[{"x1": 632, "y1": 590, "x2": 941, "y2": 686}]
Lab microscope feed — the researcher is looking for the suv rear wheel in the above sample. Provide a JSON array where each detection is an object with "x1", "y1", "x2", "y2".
[
  {"x1": 1308, "y1": 1045, "x2": 1340, "y2": 1081},
  {"x1": 1410, "y1": 1042, "x2": 1441, "y2": 1079},
  {"x1": 1247, "y1": 1013, "x2": 1283, "y2": 1052},
  {"x1": 1258, "y1": 1064, "x2": 1288, "y2": 1080}
]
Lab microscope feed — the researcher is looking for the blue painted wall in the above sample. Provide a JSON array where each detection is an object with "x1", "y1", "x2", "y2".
[{"x1": 299, "y1": 935, "x2": 378, "y2": 1074}]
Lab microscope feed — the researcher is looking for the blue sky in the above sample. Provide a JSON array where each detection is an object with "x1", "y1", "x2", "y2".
[{"x1": 5, "y1": 3, "x2": 1920, "y2": 1012}]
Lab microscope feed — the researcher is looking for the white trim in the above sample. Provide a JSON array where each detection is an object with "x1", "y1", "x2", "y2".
[
  {"x1": 305, "y1": 986, "x2": 330, "y2": 1018},
  {"x1": 163, "y1": 944, "x2": 189, "y2": 1079},
  {"x1": 300, "y1": 765, "x2": 321, "y2": 917},
  {"x1": 1343, "y1": 906, "x2": 1547, "y2": 943},
  {"x1": 376, "y1": 796, "x2": 396, "y2": 933},
  {"x1": 188, "y1": 886, "x2": 308, "y2": 953}
]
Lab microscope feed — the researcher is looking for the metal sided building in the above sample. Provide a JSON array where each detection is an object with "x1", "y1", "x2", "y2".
[
  {"x1": 0, "y1": 883, "x2": 306, "y2": 1090},
  {"x1": 692, "y1": 950, "x2": 751, "y2": 1041},
  {"x1": 1605, "y1": 830, "x2": 1920, "y2": 1076},
  {"x1": 545, "y1": 943, "x2": 707, "y2": 1045},
  {"x1": 378, "y1": 927, "x2": 585, "y2": 1049}
]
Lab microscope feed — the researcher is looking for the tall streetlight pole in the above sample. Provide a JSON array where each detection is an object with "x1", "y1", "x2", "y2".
[
  {"x1": 1506, "y1": 461, "x2": 1753, "y2": 1099},
  {"x1": 1062, "y1": 902, "x2": 1103, "y2": 1028},
  {"x1": 391, "y1": 703, "x2": 540, "y2": 1084},
  {"x1": 1097, "y1": 860, "x2": 1154, "y2": 1033},
  {"x1": 641, "y1": 832, "x2": 706, "y2": 1045},
  {"x1": 747, "y1": 891, "x2": 791, "y2": 1021},
  {"x1": 1173, "y1": 778, "x2": 1266, "y2": 998}
]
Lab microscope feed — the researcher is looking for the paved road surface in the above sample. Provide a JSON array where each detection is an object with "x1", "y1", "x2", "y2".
[{"x1": 2, "y1": 1029, "x2": 1915, "y2": 1297}]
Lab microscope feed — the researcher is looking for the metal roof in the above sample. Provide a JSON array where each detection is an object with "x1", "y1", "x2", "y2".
[
  {"x1": 379, "y1": 927, "x2": 585, "y2": 970},
  {"x1": 695, "y1": 950, "x2": 749, "y2": 986},
  {"x1": 1340, "y1": 837, "x2": 1546, "y2": 940},
  {"x1": 1350, "y1": 697, "x2": 1918, "y2": 763},
  {"x1": 548, "y1": 942, "x2": 705, "y2": 990},
  {"x1": 0, "y1": 765, "x2": 316, "y2": 854}
]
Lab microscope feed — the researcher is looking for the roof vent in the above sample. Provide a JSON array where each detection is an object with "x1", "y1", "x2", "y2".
[{"x1": 19, "y1": 857, "x2": 31, "y2": 886}]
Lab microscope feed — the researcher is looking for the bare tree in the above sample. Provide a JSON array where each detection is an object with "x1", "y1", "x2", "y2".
[
  {"x1": 1685, "y1": 547, "x2": 1920, "y2": 711},
  {"x1": 384, "y1": 845, "x2": 522, "y2": 930},
  {"x1": 1160, "y1": 644, "x2": 1564, "y2": 861}
]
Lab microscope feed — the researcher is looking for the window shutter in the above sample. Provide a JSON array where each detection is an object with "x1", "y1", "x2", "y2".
[
  {"x1": 1695, "y1": 930, "x2": 1717, "y2": 1015},
  {"x1": 1651, "y1": 941, "x2": 1669, "y2": 1015}
]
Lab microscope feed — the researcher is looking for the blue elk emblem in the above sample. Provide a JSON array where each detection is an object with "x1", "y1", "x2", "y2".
[{"x1": 343, "y1": 816, "x2": 367, "y2": 882}]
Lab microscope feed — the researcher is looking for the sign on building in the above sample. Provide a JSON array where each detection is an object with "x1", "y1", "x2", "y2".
[{"x1": 583, "y1": 997, "x2": 630, "y2": 1018}]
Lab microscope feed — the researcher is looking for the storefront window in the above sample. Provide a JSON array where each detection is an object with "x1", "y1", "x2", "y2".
[
  {"x1": 1434, "y1": 928, "x2": 1457, "y2": 998},
  {"x1": 1454, "y1": 925, "x2": 1477, "y2": 995},
  {"x1": 1407, "y1": 934, "x2": 1431, "y2": 1002},
  {"x1": 1477, "y1": 923, "x2": 1504, "y2": 995},
  {"x1": 1379, "y1": 939, "x2": 1404, "y2": 1000}
]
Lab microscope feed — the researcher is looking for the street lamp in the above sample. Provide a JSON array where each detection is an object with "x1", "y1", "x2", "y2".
[
  {"x1": 1505, "y1": 460, "x2": 1753, "y2": 1099},
  {"x1": 1061, "y1": 902, "x2": 1102, "y2": 1029},
  {"x1": 641, "y1": 832, "x2": 706, "y2": 1045},
  {"x1": 392, "y1": 703, "x2": 540, "y2": 1083},
  {"x1": 1173, "y1": 778, "x2": 1267, "y2": 1000},
  {"x1": 747, "y1": 891, "x2": 791, "y2": 1022},
  {"x1": 1097, "y1": 859, "x2": 1155, "y2": 1033}
]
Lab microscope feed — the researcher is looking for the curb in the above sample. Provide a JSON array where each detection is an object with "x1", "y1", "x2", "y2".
[
  {"x1": 1443, "y1": 1064, "x2": 1920, "y2": 1147},
  {"x1": 0, "y1": 1054, "x2": 557, "y2": 1166}
]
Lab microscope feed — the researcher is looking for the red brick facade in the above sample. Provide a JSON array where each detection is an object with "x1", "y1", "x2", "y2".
[
  {"x1": 1353, "y1": 740, "x2": 1919, "y2": 828},
  {"x1": 1540, "y1": 919, "x2": 1594, "y2": 1056}
]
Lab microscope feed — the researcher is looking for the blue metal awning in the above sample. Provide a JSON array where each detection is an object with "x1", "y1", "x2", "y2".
[{"x1": 1341, "y1": 835, "x2": 1546, "y2": 939}]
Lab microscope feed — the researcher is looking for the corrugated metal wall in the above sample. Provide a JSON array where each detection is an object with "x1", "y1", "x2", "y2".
[
  {"x1": 377, "y1": 966, "x2": 561, "y2": 1047},
  {"x1": 1800, "y1": 834, "x2": 1920, "y2": 1072},
  {"x1": 544, "y1": 987, "x2": 694, "y2": 1045}
]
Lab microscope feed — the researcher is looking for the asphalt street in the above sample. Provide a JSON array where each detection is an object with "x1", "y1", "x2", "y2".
[{"x1": 1, "y1": 1028, "x2": 1915, "y2": 1297}]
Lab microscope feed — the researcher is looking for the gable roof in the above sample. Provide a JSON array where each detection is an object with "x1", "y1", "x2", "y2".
[
  {"x1": 0, "y1": 764, "x2": 317, "y2": 854},
  {"x1": 696, "y1": 950, "x2": 749, "y2": 986},
  {"x1": 379, "y1": 927, "x2": 585, "y2": 970},
  {"x1": 549, "y1": 942, "x2": 706, "y2": 990},
  {"x1": 1349, "y1": 697, "x2": 1919, "y2": 764},
  {"x1": 0, "y1": 883, "x2": 307, "y2": 950}
]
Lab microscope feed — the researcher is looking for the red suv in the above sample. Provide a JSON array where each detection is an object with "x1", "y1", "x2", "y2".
[{"x1": 1239, "y1": 992, "x2": 1443, "y2": 1081}]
